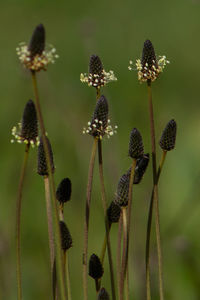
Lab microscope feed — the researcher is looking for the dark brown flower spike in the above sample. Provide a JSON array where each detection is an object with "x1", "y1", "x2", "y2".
[
  {"x1": 133, "y1": 153, "x2": 149, "y2": 184},
  {"x1": 28, "y1": 24, "x2": 45, "y2": 57},
  {"x1": 114, "y1": 172, "x2": 130, "y2": 207},
  {"x1": 98, "y1": 287, "x2": 110, "y2": 300},
  {"x1": 59, "y1": 221, "x2": 72, "y2": 252},
  {"x1": 107, "y1": 201, "x2": 121, "y2": 224},
  {"x1": 37, "y1": 136, "x2": 55, "y2": 176},
  {"x1": 21, "y1": 100, "x2": 38, "y2": 142},
  {"x1": 89, "y1": 254, "x2": 104, "y2": 279},
  {"x1": 159, "y1": 119, "x2": 177, "y2": 151},
  {"x1": 89, "y1": 55, "x2": 103, "y2": 76},
  {"x1": 56, "y1": 178, "x2": 72, "y2": 204},
  {"x1": 129, "y1": 128, "x2": 144, "y2": 159}
]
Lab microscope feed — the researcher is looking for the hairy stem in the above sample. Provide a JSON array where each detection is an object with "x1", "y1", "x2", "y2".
[
  {"x1": 147, "y1": 81, "x2": 164, "y2": 300},
  {"x1": 16, "y1": 143, "x2": 30, "y2": 300},
  {"x1": 83, "y1": 137, "x2": 98, "y2": 300},
  {"x1": 31, "y1": 71, "x2": 67, "y2": 300}
]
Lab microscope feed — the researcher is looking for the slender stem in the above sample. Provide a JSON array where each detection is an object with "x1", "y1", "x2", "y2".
[
  {"x1": 96, "y1": 87, "x2": 101, "y2": 100},
  {"x1": 31, "y1": 71, "x2": 67, "y2": 300},
  {"x1": 16, "y1": 143, "x2": 30, "y2": 300},
  {"x1": 83, "y1": 137, "x2": 98, "y2": 300},
  {"x1": 44, "y1": 176, "x2": 55, "y2": 270},
  {"x1": 65, "y1": 252, "x2": 72, "y2": 300},
  {"x1": 146, "y1": 151, "x2": 167, "y2": 300},
  {"x1": 117, "y1": 214, "x2": 122, "y2": 298},
  {"x1": 98, "y1": 139, "x2": 116, "y2": 300},
  {"x1": 147, "y1": 82, "x2": 164, "y2": 300},
  {"x1": 99, "y1": 223, "x2": 111, "y2": 264},
  {"x1": 120, "y1": 207, "x2": 127, "y2": 300}
]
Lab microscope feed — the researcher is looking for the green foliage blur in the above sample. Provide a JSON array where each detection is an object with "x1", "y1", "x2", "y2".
[{"x1": 1, "y1": 0, "x2": 200, "y2": 299}]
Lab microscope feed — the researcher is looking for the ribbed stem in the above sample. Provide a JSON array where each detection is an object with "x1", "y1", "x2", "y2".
[
  {"x1": 44, "y1": 176, "x2": 55, "y2": 270},
  {"x1": 147, "y1": 82, "x2": 164, "y2": 300},
  {"x1": 31, "y1": 71, "x2": 67, "y2": 300},
  {"x1": 146, "y1": 151, "x2": 167, "y2": 300},
  {"x1": 16, "y1": 143, "x2": 30, "y2": 300},
  {"x1": 83, "y1": 137, "x2": 98, "y2": 300}
]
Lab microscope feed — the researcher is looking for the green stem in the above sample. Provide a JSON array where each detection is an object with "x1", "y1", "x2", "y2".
[
  {"x1": 16, "y1": 143, "x2": 30, "y2": 300},
  {"x1": 98, "y1": 139, "x2": 116, "y2": 300},
  {"x1": 147, "y1": 82, "x2": 164, "y2": 300},
  {"x1": 146, "y1": 151, "x2": 167, "y2": 300},
  {"x1": 65, "y1": 252, "x2": 72, "y2": 300},
  {"x1": 44, "y1": 176, "x2": 55, "y2": 270},
  {"x1": 31, "y1": 71, "x2": 67, "y2": 300},
  {"x1": 83, "y1": 137, "x2": 98, "y2": 300},
  {"x1": 117, "y1": 214, "x2": 122, "y2": 298}
]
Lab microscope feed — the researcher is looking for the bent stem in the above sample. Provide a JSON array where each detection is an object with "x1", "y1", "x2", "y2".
[
  {"x1": 44, "y1": 176, "x2": 55, "y2": 270},
  {"x1": 83, "y1": 137, "x2": 98, "y2": 300},
  {"x1": 98, "y1": 139, "x2": 116, "y2": 300},
  {"x1": 31, "y1": 71, "x2": 67, "y2": 300},
  {"x1": 16, "y1": 143, "x2": 30, "y2": 300},
  {"x1": 147, "y1": 81, "x2": 164, "y2": 300},
  {"x1": 146, "y1": 150, "x2": 167, "y2": 300}
]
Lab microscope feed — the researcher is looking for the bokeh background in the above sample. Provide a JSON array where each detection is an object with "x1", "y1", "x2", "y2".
[{"x1": 1, "y1": 0, "x2": 200, "y2": 299}]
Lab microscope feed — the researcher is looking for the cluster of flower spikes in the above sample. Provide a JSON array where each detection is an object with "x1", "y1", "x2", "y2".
[
  {"x1": 11, "y1": 100, "x2": 39, "y2": 147},
  {"x1": 16, "y1": 23, "x2": 58, "y2": 72},
  {"x1": 83, "y1": 95, "x2": 117, "y2": 139}
]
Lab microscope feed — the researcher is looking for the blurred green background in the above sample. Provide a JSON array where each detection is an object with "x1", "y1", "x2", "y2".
[{"x1": 1, "y1": 0, "x2": 200, "y2": 299}]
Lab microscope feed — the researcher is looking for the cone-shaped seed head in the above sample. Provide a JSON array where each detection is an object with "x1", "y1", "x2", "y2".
[
  {"x1": 114, "y1": 172, "x2": 130, "y2": 207},
  {"x1": 89, "y1": 253, "x2": 104, "y2": 279},
  {"x1": 37, "y1": 136, "x2": 55, "y2": 176},
  {"x1": 28, "y1": 24, "x2": 45, "y2": 57},
  {"x1": 129, "y1": 128, "x2": 144, "y2": 159},
  {"x1": 89, "y1": 55, "x2": 103, "y2": 75},
  {"x1": 59, "y1": 221, "x2": 72, "y2": 252},
  {"x1": 21, "y1": 99, "x2": 38, "y2": 142},
  {"x1": 90, "y1": 95, "x2": 109, "y2": 138},
  {"x1": 159, "y1": 119, "x2": 177, "y2": 151},
  {"x1": 98, "y1": 288, "x2": 110, "y2": 300},
  {"x1": 134, "y1": 153, "x2": 149, "y2": 184},
  {"x1": 56, "y1": 178, "x2": 72, "y2": 204},
  {"x1": 107, "y1": 201, "x2": 121, "y2": 224},
  {"x1": 141, "y1": 39, "x2": 157, "y2": 69}
]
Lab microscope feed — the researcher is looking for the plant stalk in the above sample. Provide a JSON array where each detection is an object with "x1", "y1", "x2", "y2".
[
  {"x1": 83, "y1": 137, "x2": 98, "y2": 300},
  {"x1": 31, "y1": 71, "x2": 67, "y2": 300},
  {"x1": 16, "y1": 143, "x2": 30, "y2": 300},
  {"x1": 147, "y1": 81, "x2": 164, "y2": 300}
]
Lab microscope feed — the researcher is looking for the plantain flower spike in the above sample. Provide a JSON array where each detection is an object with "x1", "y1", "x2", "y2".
[
  {"x1": 59, "y1": 221, "x2": 73, "y2": 252},
  {"x1": 128, "y1": 39, "x2": 169, "y2": 83},
  {"x1": 129, "y1": 128, "x2": 144, "y2": 159},
  {"x1": 56, "y1": 178, "x2": 72, "y2": 204},
  {"x1": 16, "y1": 24, "x2": 58, "y2": 72},
  {"x1": 159, "y1": 119, "x2": 177, "y2": 151},
  {"x1": 37, "y1": 136, "x2": 55, "y2": 176},
  {"x1": 89, "y1": 254, "x2": 104, "y2": 280},
  {"x1": 98, "y1": 288, "x2": 110, "y2": 300},
  {"x1": 83, "y1": 95, "x2": 117, "y2": 139},
  {"x1": 11, "y1": 99, "x2": 39, "y2": 147},
  {"x1": 80, "y1": 54, "x2": 117, "y2": 89}
]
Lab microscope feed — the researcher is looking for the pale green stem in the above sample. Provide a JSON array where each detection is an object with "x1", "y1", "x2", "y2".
[
  {"x1": 31, "y1": 71, "x2": 67, "y2": 300},
  {"x1": 16, "y1": 143, "x2": 30, "y2": 300}
]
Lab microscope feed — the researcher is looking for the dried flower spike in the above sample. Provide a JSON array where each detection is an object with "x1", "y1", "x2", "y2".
[
  {"x1": 133, "y1": 153, "x2": 149, "y2": 184},
  {"x1": 83, "y1": 95, "x2": 117, "y2": 139},
  {"x1": 98, "y1": 287, "x2": 110, "y2": 300},
  {"x1": 107, "y1": 201, "x2": 121, "y2": 224},
  {"x1": 59, "y1": 221, "x2": 72, "y2": 252},
  {"x1": 56, "y1": 178, "x2": 72, "y2": 204},
  {"x1": 114, "y1": 172, "x2": 130, "y2": 207},
  {"x1": 128, "y1": 39, "x2": 169, "y2": 83},
  {"x1": 159, "y1": 119, "x2": 177, "y2": 151},
  {"x1": 11, "y1": 100, "x2": 39, "y2": 147},
  {"x1": 37, "y1": 136, "x2": 55, "y2": 176},
  {"x1": 89, "y1": 254, "x2": 104, "y2": 279},
  {"x1": 16, "y1": 24, "x2": 58, "y2": 72},
  {"x1": 129, "y1": 128, "x2": 144, "y2": 159},
  {"x1": 80, "y1": 54, "x2": 117, "y2": 88}
]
